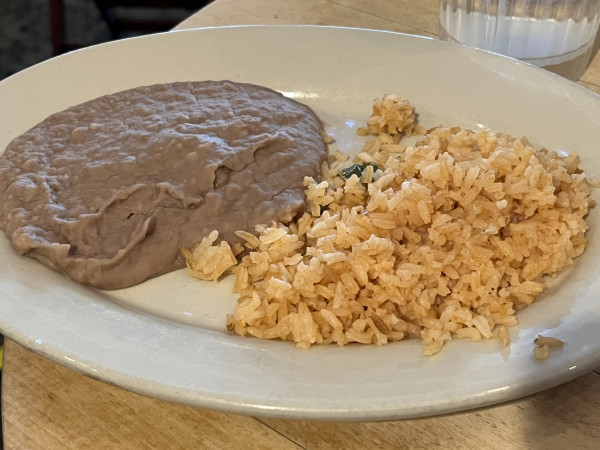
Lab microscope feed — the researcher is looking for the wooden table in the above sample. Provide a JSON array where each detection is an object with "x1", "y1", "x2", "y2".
[{"x1": 3, "y1": 1, "x2": 600, "y2": 448}]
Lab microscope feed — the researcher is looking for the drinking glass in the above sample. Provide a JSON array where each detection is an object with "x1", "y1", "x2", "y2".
[{"x1": 439, "y1": 0, "x2": 600, "y2": 80}]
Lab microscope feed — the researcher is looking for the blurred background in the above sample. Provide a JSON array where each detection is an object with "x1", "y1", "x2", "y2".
[{"x1": 0, "y1": 0, "x2": 212, "y2": 80}]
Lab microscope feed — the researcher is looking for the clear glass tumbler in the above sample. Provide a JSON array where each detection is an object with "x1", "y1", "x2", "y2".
[{"x1": 439, "y1": 0, "x2": 600, "y2": 80}]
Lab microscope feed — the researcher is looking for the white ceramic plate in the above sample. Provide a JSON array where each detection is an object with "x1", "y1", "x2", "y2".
[{"x1": 1, "y1": 26, "x2": 599, "y2": 421}]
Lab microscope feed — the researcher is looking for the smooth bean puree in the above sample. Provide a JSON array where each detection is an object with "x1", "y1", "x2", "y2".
[{"x1": 0, "y1": 81, "x2": 328, "y2": 289}]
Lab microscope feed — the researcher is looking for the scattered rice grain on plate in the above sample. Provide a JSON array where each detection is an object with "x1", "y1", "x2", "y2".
[
  {"x1": 533, "y1": 344, "x2": 551, "y2": 360},
  {"x1": 184, "y1": 94, "x2": 593, "y2": 355},
  {"x1": 533, "y1": 334, "x2": 564, "y2": 360}
]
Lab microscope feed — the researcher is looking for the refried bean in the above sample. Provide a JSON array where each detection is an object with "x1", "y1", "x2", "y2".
[{"x1": 0, "y1": 80, "x2": 328, "y2": 289}]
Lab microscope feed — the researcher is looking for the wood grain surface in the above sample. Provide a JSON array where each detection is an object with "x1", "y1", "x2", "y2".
[
  {"x1": 4, "y1": 341, "x2": 600, "y2": 449},
  {"x1": 3, "y1": 0, "x2": 600, "y2": 448}
]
